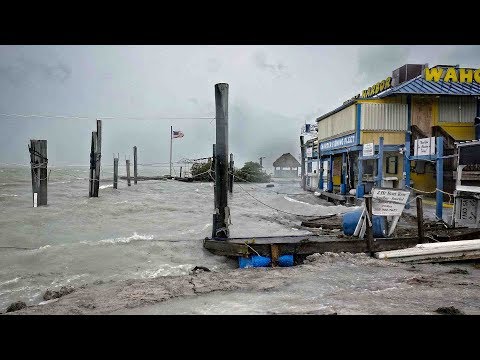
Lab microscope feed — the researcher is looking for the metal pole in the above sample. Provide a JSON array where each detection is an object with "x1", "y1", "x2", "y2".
[
  {"x1": 213, "y1": 83, "x2": 229, "y2": 239},
  {"x1": 376, "y1": 136, "x2": 384, "y2": 187},
  {"x1": 436, "y1": 137, "x2": 444, "y2": 221},
  {"x1": 404, "y1": 95, "x2": 412, "y2": 209},
  {"x1": 300, "y1": 135, "x2": 306, "y2": 190}
]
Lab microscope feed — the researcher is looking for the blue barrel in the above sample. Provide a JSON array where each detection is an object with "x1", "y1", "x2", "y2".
[
  {"x1": 278, "y1": 254, "x2": 294, "y2": 267},
  {"x1": 342, "y1": 209, "x2": 387, "y2": 238},
  {"x1": 238, "y1": 255, "x2": 271, "y2": 268}
]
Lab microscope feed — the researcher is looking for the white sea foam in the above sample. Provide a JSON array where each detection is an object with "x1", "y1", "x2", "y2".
[
  {"x1": 0, "y1": 277, "x2": 20, "y2": 286},
  {"x1": 140, "y1": 263, "x2": 193, "y2": 278},
  {"x1": 100, "y1": 184, "x2": 113, "y2": 189},
  {"x1": 98, "y1": 232, "x2": 155, "y2": 244},
  {"x1": 0, "y1": 193, "x2": 18, "y2": 197}
]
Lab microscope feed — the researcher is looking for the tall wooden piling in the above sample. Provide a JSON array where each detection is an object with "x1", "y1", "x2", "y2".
[
  {"x1": 416, "y1": 196, "x2": 425, "y2": 243},
  {"x1": 133, "y1": 146, "x2": 138, "y2": 185},
  {"x1": 28, "y1": 140, "x2": 48, "y2": 207},
  {"x1": 213, "y1": 83, "x2": 229, "y2": 239},
  {"x1": 113, "y1": 156, "x2": 119, "y2": 189},
  {"x1": 364, "y1": 195, "x2": 374, "y2": 256},
  {"x1": 300, "y1": 135, "x2": 306, "y2": 190},
  {"x1": 180, "y1": 166, "x2": 183, "y2": 178},
  {"x1": 229, "y1": 153, "x2": 234, "y2": 193},
  {"x1": 89, "y1": 131, "x2": 97, "y2": 197},
  {"x1": 92, "y1": 120, "x2": 102, "y2": 197},
  {"x1": 126, "y1": 159, "x2": 131, "y2": 186}
]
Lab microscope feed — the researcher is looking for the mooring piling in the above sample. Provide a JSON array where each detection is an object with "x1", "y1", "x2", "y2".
[
  {"x1": 133, "y1": 146, "x2": 138, "y2": 185},
  {"x1": 229, "y1": 153, "x2": 234, "y2": 193},
  {"x1": 113, "y1": 156, "x2": 119, "y2": 189},
  {"x1": 364, "y1": 195, "x2": 374, "y2": 256},
  {"x1": 416, "y1": 196, "x2": 425, "y2": 243},
  {"x1": 28, "y1": 139, "x2": 48, "y2": 207},
  {"x1": 180, "y1": 166, "x2": 183, "y2": 178},
  {"x1": 213, "y1": 83, "x2": 230, "y2": 239},
  {"x1": 89, "y1": 131, "x2": 96, "y2": 197},
  {"x1": 92, "y1": 120, "x2": 102, "y2": 197},
  {"x1": 126, "y1": 159, "x2": 131, "y2": 186}
]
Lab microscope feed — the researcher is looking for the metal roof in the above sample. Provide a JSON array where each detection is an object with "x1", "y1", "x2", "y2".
[
  {"x1": 316, "y1": 101, "x2": 356, "y2": 122},
  {"x1": 378, "y1": 75, "x2": 480, "y2": 98}
]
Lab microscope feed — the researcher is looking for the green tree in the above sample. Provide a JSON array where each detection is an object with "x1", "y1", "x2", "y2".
[{"x1": 234, "y1": 161, "x2": 271, "y2": 183}]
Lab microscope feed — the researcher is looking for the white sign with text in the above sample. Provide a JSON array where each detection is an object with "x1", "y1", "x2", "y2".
[
  {"x1": 414, "y1": 137, "x2": 435, "y2": 156},
  {"x1": 371, "y1": 188, "x2": 410, "y2": 216},
  {"x1": 306, "y1": 147, "x2": 313, "y2": 157},
  {"x1": 362, "y1": 143, "x2": 374, "y2": 157}
]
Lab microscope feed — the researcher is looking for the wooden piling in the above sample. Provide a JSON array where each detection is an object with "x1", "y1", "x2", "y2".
[
  {"x1": 300, "y1": 135, "x2": 306, "y2": 190},
  {"x1": 92, "y1": 120, "x2": 102, "y2": 197},
  {"x1": 180, "y1": 166, "x2": 183, "y2": 178},
  {"x1": 89, "y1": 131, "x2": 96, "y2": 197},
  {"x1": 416, "y1": 196, "x2": 425, "y2": 243},
  {"x1": 364, "y1": 195, "x2": 374, "y2": 256},
  {"x1": 113, "y1": 156, "x2": 119, "y2": 189},
  {"x1": 126, "y1": 159, "x2": 131, "y2": 186},
  {"x1": 133, "y1": 146, "x2": 138, "y2": 185},
  {"x1": 28, "y1": 140, "x2": 48, "y2": 207},
  {"x1": 229, "y1": 153, "x2": 234, "y2": 193},
  {"x1": 213, "y1": 83, "x2": 229, "y2": 239}
]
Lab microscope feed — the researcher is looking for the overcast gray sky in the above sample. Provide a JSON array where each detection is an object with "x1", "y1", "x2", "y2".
[{"x1": 1, "y1": 45, "x2": 479, "y2": 170}]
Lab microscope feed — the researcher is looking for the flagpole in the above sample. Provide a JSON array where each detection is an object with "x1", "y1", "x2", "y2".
[{"x1": 170, "y1": 125, "x2": 172, "y2": 177}]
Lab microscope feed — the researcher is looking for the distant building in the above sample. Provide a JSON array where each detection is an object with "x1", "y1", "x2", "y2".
[{"x1": 273, "y1": 153, "x2": 301, "y2": 178}]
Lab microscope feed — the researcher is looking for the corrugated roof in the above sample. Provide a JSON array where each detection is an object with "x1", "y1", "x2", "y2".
[{"x1": 378, "y1": 75, "x2": 480, "y2": 98}]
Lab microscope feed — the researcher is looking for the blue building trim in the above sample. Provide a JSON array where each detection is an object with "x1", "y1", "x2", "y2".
[{"x1": 356, "y1": 103, "x2": 361, "y2": 145}]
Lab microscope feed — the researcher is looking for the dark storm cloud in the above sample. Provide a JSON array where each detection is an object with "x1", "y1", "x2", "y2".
[{"x1": 0, "y1": 56, "x2": 72, "y2": 85}]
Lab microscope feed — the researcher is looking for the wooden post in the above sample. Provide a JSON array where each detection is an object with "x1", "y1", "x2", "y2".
[
  {"x1": 133, "y1": 146, "x2": 138, "y2": 185},
  {"x1": 229, "y1": 153, "x2": 234, "y2": 193},
  {"x1": 180, "y1": 166, "x2": 183, "y2": 178},
  {"x1": 89, "y1": 131, "x2": 96, "y2": 197},
  {"x1": 113, "y1": 156, "x2": 118, "y2": 189},
  {"x1": 416, "y1": 196, "x2": 425, "y2": 243},
  {"x1": 213, "y1": 83, "x2": 229, "y2": 239},
  {"x1": 364, "y1": 195, "x2": 374, "y2": 256},
  {"x1": 29, "y1": 140, "x2": 47, "y2": 207},
  {"x1": 270, "y1": 244, "x2": 280, "y2": 267},
  {"x1": 126, "y1": 159, "x2": 131, "y2": 186},
  {"x1": 92, "y1": 120, "x2": 102, "y2": 197},
  {"x1": 300, "y1": 135, "x2": 306, "y2": 190}
]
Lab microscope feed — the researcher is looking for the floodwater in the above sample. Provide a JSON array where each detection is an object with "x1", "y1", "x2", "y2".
[{"x1": 0, "y1": 165, "x2": 353, "y2": 312}]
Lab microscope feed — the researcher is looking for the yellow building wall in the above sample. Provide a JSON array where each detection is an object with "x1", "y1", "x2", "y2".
[
  {"x1": 410, "y1": 171, "x2": 436, "y2": 193},
  {"x1": 431, "y1": 97, "x2": 475, "y2": 140},
  {"x1": 361, "y1": 131, "x2": 405, "y2": 145}
]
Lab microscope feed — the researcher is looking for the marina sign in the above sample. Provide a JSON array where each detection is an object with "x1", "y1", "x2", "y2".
[
  {"x1": 414, "y1": 137, "x2": 435, "y2": 156},
  {"x1": 424, "y1": 66, "x2": 480, "y2": 83},
  {"x1": 320, "y1": 134, "x2": 356, "y2": 151}
]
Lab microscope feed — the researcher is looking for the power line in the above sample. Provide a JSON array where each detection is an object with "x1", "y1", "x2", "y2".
[{"x1": 0, "y1": 113, "x2": 215, "y2": 121}]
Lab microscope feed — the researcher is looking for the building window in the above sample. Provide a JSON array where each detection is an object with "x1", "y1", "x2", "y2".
[
  {"x1": 307, "y1": 162, "x2": 312, "y2": 173},
  {"x1": 386, "y1": 156, "x2": 398, "y2": 174}
]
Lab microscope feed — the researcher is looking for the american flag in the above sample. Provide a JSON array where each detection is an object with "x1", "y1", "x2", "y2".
[{"x1": 172, "y1": 130, "x2": 184, "y2": 138}]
